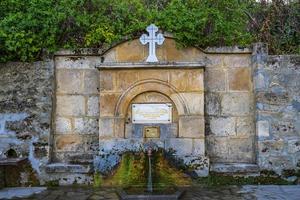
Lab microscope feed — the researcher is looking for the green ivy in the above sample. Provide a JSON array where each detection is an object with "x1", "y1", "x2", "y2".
[{"x1": 0, "y1": 0, "x2": 299, "y2": 62}]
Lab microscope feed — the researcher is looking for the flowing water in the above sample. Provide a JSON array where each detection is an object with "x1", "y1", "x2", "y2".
[{"x1": 147, "y1": 149, "x2": 153, "y2": 193}]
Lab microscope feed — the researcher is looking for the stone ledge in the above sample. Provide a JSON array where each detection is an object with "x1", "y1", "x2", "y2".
[
  {"x1": 210, "y1": 163, "x2": 259, "y2": 174},
  {"x1": 45, "y1": 163, "x2": 93, "y2": 174}
]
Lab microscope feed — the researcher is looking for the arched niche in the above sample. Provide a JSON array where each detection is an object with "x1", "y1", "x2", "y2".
[{"x1": 123, "y1": 91, "x2": 179, "y2": 139}]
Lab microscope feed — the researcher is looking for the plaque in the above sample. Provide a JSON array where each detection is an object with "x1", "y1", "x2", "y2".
[
  {"x1": 144, "y1": 126, "x2": 160, "y2": 138},
  {"x1": 132, "y1": 103, "x2": 172, "y2": 124}
]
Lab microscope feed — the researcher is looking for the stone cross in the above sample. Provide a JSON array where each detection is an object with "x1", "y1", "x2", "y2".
[{"x1": 140, "y1": 24, "x2": 165, "y2": 62}]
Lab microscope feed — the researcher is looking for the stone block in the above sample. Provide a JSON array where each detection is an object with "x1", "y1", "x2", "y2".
[
  {"x1": 204, "y1": 69, "x2": 226, "y2": 91},
  {"x1": 99, "y1": 70, "x2": 115, "y2": 92},
  {"x1": 205, "y1": 92, "x2": 221, "y2": 115},
  {"x1": 181, "y1": 156, "x2": 209, "y2": 177},
  {"x1": 165, "y1": 138, "x2": 193, "y2": 155},
  {"x1": 271, "y1": 121, "x2": 296, "y2": 135},
  {"x1": 87, "y1": 96, "x2": 99, "y2": 117},
  {"x1": 116, "y1": 71, "x2": 138, "y2": 91},
  {"x1": 186, "y1": 69, "x2": 204, "y2": 92},
  {"x1": 56, "y1": 95, "x2": 85, "y2": 116},
  {"x1": 74, "y1": 118, "x2": 98, "y2": 134},
  {"x1": 55, "y1": 117, "x2": 71, "y2": 133},
  {"x1": 164, "y1": 38, "x2": 205, "y2": 62},
  {"x1": 180, "y1": 92, "x2": 204, "y2": 115},
  {"x1": 170, "y1": 70, "x2": 187, "y2": 91},
  {"x1": 257, "y1": 120, "x2": 270, "y2": 138},
  {"x1": 99, "y1": 118, "x2": 114, "y2": 137},
  {"x1": 170, "y1": 69, "x2": 204, "y2": 92},
  {"x1": 236, "y1": 116, "x2": 255, "y2": 137},
  {"x1": 210, "y1": 117, "x2": 236, "y2": 136},
  {"x1": 287, "y1": 139, "x2": 300, "y2": 153},
  {"x1": 228, "y1": 138, "x2": 254, "y2": 163},
  {"x1": 116, "y1": 39, "x2": 145, "y2": 62},
  {"x1": 206, "y1": 136, "x2": 229, "y2": 162},
  {"x1": 206, "y1": 55, "x2": 224, "y2": 68},
  {"x1": 223, "y1": 55, "x2": 251, "y2": 68},
  {"x1": 179, "y1": 116, "x2": 204, "y2": 138},
  {"x1": 258, "y1": 139, "x2": 284, "y2": 154},
  {"x1": 55, "y1": 56, "x2": 102, "y2": 69},
  {"x1": 83, "y1": 69, "x2": 99, "y2": 94},
  {"x1": 56, "y1": 69, "x2": 83, "y2": 94},
  {"x1": 138, "y1": 69, "x2": 168, "y2": 82},
  {"x1": 193, "y1": 139, "x2": 205, "y2": 155},
  {"x1": 114, "y1": 117, "x2": 125, "y2": 138},
  {"x1": 228, "y1": 68, "x2": 251, "y2": 91},
  {"x1": 221, "y1": 92, "x2": 252, "y2": 116},
  {"x1": 99, "y1": 93, "x2": 120, "y2": 117},
  {"x1": 55, "y1": 134, "x2": 83, "y2": 151}
]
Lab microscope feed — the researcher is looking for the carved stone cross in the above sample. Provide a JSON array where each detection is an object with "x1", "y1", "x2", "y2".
[{"x1": 140, "y1": 24, "x2": 165, "y2": 62}]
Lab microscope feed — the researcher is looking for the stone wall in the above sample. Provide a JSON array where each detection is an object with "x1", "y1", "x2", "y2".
[
  {"x1": 253, "y1": 44, "x2": 300, "y2": 174},
  {"x1": 0, "y1": 61, "x2": 54, "y2": 183},
  {"x1": 53, "y1": 56, "x2": 101, "y2": 163},
  {"x1": 205, "y1": 52, "x2": 256, "y2": 163}
]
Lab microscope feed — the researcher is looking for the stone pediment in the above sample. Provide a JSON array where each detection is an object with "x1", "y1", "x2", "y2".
[{"x1": 102, "y1": 37, "x2": 206, "y2": 63}]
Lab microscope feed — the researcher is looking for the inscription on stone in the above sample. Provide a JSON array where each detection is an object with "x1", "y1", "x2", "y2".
[{"x1": 132, "y1": 103, "x2": 172, "y2": 124}]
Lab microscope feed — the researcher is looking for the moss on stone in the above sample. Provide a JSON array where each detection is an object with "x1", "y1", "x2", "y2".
[
  {"x1": 195, "y1": 172, "x2": 292, "y2": 186},
  {"x1": 102, "y1": 150, "x2": 191, "y2": 188}
]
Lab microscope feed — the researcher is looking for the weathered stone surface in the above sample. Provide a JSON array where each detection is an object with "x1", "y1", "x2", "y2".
[
  {"x1": 211, "y1": 163, "x2": 259, "y2": 173},
  {"x1": 204, "y1": 69, "x2": 226, "y2": 91},
  {"x1": 193, "y1": 139, "x2": 205, "y2": 155},
  {"x1": 228, "y1": 138, "x2": 254, "y2": 163},
  {"x1": 257, "y1": 120, "x2": 270, "y2": 138},
  {"x1": 87, "y1": 96, "x2": 99, "y2": 117},
  {"x1": 258, "y1": 139, "x2": 284, "y2": 154},
  {"x1": 45, "y1": 163, "x2": 92, "y2": 173},
  {"x1": 179, "y1": 116, "x2": 204, "y2": 138},
  {"x1": 210, "y1": 117, "x2": 236, "y2": 136},
  {"x1": 55, "y1": 56, "x2": 102, "y2": 69},
  {"x1": 138, "y1": 69, "x2": 168, "y2": 82},
  {"x1": 99, "y1": 118, "x2": 114, "y2": 137},
  {"x1": 206, "y1": 54, "x2": 224, "y2": 68},
  {"x1": 287, "y1": 139, "x2": 300, "y2": 153},
  {"x1": 55, "y1": 134, "x2": 83, "y2": 151},
  {"x1": 223, "y1": 54, "x2": 251, "y2": 68},
  {"x1": 55, "y1": 117, "x2": 71, "y2": 133},
  {"x1": 56, "y1": 69, "x2": 83, "y2": 94},
  {"x1": 180, "y1": 92, "x2": 204, "y2": 115},
  {"x1": 205, "y1": 92, "x2": 221, "y2": 115},
  {"x1": 99, "y1": 70, "x2": 114, "y2": 92},
  {"x1": 99, "y1": 93, "x2": 120, "y2": 117},
  {"x1": 116, "y1": 39, "x2": 145, "y2": 62},
  {"x1": 83, "y1": 69, "x2": 99, "y2": 94},
  {"x1": 236, "y1": 117, "x2": 255, "y2": 137},
  {"x1": 74, "y1": 118, "x2": 98, "y2": 134},
  {"x1": 116, "y1": 71, "x2": 138, "y2": 91},
  {"x1": 165, "y1": 138, "x2": 193, "y2": 155},
  {"x1": 228, "y1": 68, "x2": 251, "y2": 91},
  {"x1": 221, "y1": 93, "x2": 252, "y2": 115},
  {"x1": 56, "y1": 95, "x2": 85, "y2": 116}
]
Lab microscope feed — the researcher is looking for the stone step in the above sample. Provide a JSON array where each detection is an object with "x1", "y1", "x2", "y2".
[
  {"x1": 45, "y1": 163, "x2": 93, "y2": 174},
  {"x1": 210, "y1": 163, "x2": 259, "y2": 174},
  {"x1": 68, "y1": 153, "x2": 94, "y2": 165}
]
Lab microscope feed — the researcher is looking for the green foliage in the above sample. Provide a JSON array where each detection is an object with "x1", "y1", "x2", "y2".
[{"x1": 0, "y1": 0, "x2": 299, "y2": 62}]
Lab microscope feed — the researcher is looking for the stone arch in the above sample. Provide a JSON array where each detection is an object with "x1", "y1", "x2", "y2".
[{"x1": 114, "y1": 79, "x2": 189, "y2": 117}]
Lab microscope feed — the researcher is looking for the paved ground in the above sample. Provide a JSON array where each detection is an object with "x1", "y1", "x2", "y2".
[{"x1": 0, "y1": 185, "x2": 300, "y2": 200}]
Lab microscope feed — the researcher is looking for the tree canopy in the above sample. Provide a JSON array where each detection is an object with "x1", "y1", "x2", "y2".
[{"x1": 0, "y1": 0, "x2": 299, "y2": 62}]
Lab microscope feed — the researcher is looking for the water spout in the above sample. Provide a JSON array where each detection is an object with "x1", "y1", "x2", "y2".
[{"x1": 147, "y1": 148, "x2": 153, "y2": 193}]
